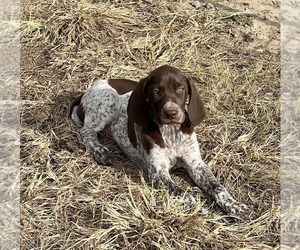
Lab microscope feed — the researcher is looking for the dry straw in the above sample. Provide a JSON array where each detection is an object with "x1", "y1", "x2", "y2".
[{"x1": 21, "y1": 0, "x2": 280, "y2": 249}]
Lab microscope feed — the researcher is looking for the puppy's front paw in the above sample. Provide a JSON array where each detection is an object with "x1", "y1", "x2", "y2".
[
  {"x1": 93, "y1": 147, "x2": 112, "y2": 165},
  {"x1": 227, "y1": 202, "x2": 251, "y2": 219},
  {"x1": 181, "y1": 192, "x2": 196, "y2": 205},
  {"x1": 214, "y1": 189, "x2": 251, "y2": 219}
]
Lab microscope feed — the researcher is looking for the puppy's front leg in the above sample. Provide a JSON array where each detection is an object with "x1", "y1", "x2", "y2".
[
  {"x1": 187, "y1": 161, "x2": 248, "y2": 216},
  {"x1": 148, "y1": 166, "x2": 196, "y2": 204},
  {"x1": 147, "y1": 152, "x2": 195, "y2": 204},
  {"x1": 180, "y1": 137, "x2": 249, "y2": 217}
]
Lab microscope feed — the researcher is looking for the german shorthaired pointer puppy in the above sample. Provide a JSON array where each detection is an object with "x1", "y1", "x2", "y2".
[{"x1": 71, "y1": 65, "x2": 248, "y2": 217}]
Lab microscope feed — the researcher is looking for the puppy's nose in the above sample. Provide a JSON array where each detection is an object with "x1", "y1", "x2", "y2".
[{"x1": 164, "y1": 109, "x2": 179, "y2": 119}]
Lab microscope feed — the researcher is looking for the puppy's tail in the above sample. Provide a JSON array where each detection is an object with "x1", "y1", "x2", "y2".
[{"x1": 69, "y1": 94, "x2": 83, "y2": 119}]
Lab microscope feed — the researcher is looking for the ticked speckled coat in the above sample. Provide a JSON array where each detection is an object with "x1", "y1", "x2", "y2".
[{"x1": 71, "y1": 65, "x2": 249, "y2": 217}]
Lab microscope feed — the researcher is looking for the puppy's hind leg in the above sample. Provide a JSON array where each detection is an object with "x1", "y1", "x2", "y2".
[
  {"x1": 80, "y1": 124, "x2": 112, "y2": 165},
  {"x1": 79, "y1": 101, "x2": 119, "y2": 166},
  {"x1": 71, "y1": 81, "x2": 120, "y2": 165},
  {"x1": 71, "y1": 104, "x2": 111, "y2": 164}
]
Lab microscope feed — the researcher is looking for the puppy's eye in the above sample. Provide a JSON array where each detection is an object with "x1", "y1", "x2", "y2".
[
  {"x1": 154, "y1": 88, "x2": 160, "y2": 95},
  {"x1": 177, "y1": 86, "x2": 184, "y2": 92}
]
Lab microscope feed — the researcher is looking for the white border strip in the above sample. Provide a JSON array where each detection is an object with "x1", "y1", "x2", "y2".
[
  {"x1": 281, "y1": 1, "x2": 300, "y2": 248},
  {"x1": 0, "y1": 0, "x2": 20, "y2": 249}
]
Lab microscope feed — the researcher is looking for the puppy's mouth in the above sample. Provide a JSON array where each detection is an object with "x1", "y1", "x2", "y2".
[{"x1": 159, "y1": 112, "x2": 185, "y2": 125}]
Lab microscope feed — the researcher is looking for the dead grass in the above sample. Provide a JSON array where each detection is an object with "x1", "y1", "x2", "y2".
[{"x1": 20, "y1": 0, "x2": 280, "y2": 249}]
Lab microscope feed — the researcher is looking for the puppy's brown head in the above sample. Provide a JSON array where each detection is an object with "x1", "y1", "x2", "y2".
[{"x1": 127, "y1": 65, "x2": 206, "y2": 129}]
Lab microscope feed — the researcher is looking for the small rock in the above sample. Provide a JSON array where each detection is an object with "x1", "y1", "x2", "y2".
[
  {"x1": 191, "y1": 1, "x2": 201, "y2": 9},
  {"x1": 228, "y1": 28, "x2": 236, "y2": 37},
  {"x1": 242, "y1": 33, "x2": 254, "y2": 42},
  {"x1": 205, "y1": 3, "x2": 215, "y2": 10}
]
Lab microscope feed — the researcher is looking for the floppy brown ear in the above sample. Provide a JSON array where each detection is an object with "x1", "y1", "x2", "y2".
[
  {"x1": 186, "y1": 78, "x2": 206, "y2": 126},
  {"x1": 127, "y1": 78, "x2": 151, "y2": 128}
]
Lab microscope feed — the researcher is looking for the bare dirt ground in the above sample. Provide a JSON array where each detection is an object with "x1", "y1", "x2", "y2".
[
  {"x1": 218, "y1": 0, "x2": 280, "y2": 53},
  {"x1": 19, "y1": 0, "x2": 281, "y2": 249}
]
